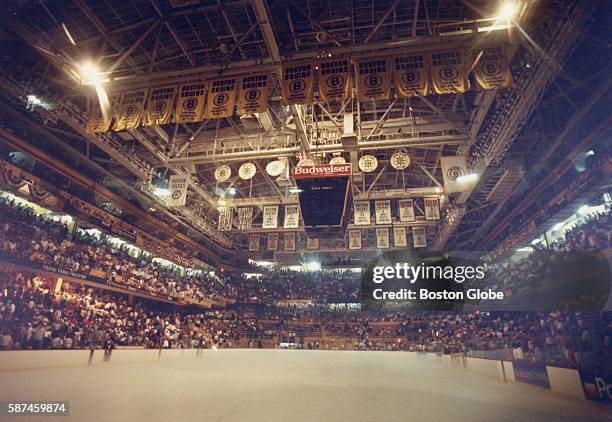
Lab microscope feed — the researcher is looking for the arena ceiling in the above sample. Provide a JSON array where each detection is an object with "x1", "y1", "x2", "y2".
[{"x1": 0, "y1": 0, "x2": 608, "y2": 266}]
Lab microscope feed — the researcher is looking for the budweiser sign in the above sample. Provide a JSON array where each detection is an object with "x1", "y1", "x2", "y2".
[{"x1": 293, "y1": 163, "x2": 352, "y2": 179}]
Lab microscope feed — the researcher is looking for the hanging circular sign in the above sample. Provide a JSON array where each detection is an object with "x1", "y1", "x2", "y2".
[
  {"x1": 238, "y1": 162, "x2": 256, "y2": 180},
  {"x1": 329, "y1": 156, "x2": 346, "y2": 164},
  {"x1": 358, "y1": 155, "x2": 378, "y2": 173},
  {"x1": 214, "y1": 165, "x2": 232, "y2": 182},
  {"x1": 265, "y1": 160, "x2": 284, "y2": 177},
  {"x1": 390, "y1": 152, "x2": 410, "y2": 170}
]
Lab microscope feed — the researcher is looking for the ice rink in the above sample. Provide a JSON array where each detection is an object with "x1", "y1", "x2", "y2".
[{"x1": 0, "y1": 349, "x2": 609, "y2": 422}]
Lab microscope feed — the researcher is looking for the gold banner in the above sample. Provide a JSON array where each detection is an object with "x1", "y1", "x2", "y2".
[
  {"x1": 473, "y1": 46, "x2": 513, "y2": 90},
  {"x1": 393, "y1": 55, "x2": 429, "y2": 97},
  {"x1": 175, "y1": 82, "x2": 207, "y2": 123},
  {"x1": 355, "y1": 58, "x2": 391, "y2": 101},
  {"x1": 237, "y1": 74, "x2": 269, "y2": 115},
  {"x1": 430, "y1": 50, "x2": 469, "y2": 94},
  {"x1": 203, "y1": 78, "x2": 238, "y2": 119},
  {"x1": 281, "y1": 63, "x2": 315, "y2": 105},
  {"x1": 318, "y1": 59, "x2": 351, "y2": 102},
  {"x1": 85, "y1": 101, "x2": 113, "y2": 133},
  {"x1": 113, "y1": 89, "x2": 148, "y2": 131},
  {"x1": 142, "y1": 85, "x2": 176, "y2": 126}
]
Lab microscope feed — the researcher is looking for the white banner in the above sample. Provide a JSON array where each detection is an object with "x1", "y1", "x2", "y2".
[
  {"x1": 283, "y1": 205, "x2": 300, "y2": 229},
  {"x1": 267, "y1": 233, "x2": 279, "y2": 251},
  {"x1": 398, "y1": 199, "x2": 416, "y2": 222},
  {"x1": 237, "y1": 207, "x2": 253, "y2": 230},
  {"x1": 354, "y1": 201, "x2": 371, "y2": 225},
  {"x1": 424, "y1": 197, "x2": 441, "y2": 220},
  {"x1": 440, "y1": 156, "x2": 470, "y2": 193},
  {"x1": 413, "y1": 226, "x2": 427, "y2": 248},
  {"x1": 217, "y1": 207, "x2": 233, "y2": 232},
  {"x1": 248, "y1": 234, "x2": 260, "y2": 252},
  {"x1": 262, "y1": 205, "x2": 279, "y2": 229},
  {"x1": 165, "y1": 175, "x2": 189, "y2": 207},
  {"x1": 284, "y1": 232, "x2": 296, "y2": 251},
  {"x1": 375, "y1": 200, "x2": 392, "y2": 224},
  {"x1": 376, "y1": 228, "x2": 389, "y2": 249},
  {"x1": 393, "y1": 226, "x2": 407, "y2": 247},
  {"x1": 306, "y1": 237, "x2": 319, "y2": 250},
  {"x1": 348, "y1": 230, "x2": 362, "y2": 250}
]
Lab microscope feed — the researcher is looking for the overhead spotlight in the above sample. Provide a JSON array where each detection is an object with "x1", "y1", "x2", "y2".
[
  {"x1": 153, "y1": 188, "x2": 171, "y2": 197},
  {"x1": 456, "y1": 173, "x2": 479, "y2": 184},
  {"x1": 78, "y1": 61, "x2": 103, "y2": 85},
  {"x1": 586, "y1": 150, "x2": 595, "y2": 156},
  {"x1": 289, "y1": 187, "x2": 303, "y2": 194},
  {"x1": 497, "y1": 1, "x2": 519, "y2": 21},
  {"x1": 227, "y1": 187, "x2": 237, "y2": 195},
  {"x1": 435, "y1": 187, "x2": 443, "y2": 193}
]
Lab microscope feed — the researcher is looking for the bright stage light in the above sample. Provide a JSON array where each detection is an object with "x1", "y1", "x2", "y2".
[
  {"x1": 227, "y1": 187, "x2": 237, "y2": 195},
  {"x1": 497, "y1": 1, "x2": 519, "y2": 21},
  {"x1": 153, "y1": 188, "x2": 171, "y2": 197},
  {"x1": 456, "y1": 173, "x2": 479, "y2": 184},
  {"x1": 78, "y1": 61, "x2": 103, "y2": 85}
]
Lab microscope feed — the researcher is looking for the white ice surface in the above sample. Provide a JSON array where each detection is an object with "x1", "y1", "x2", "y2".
[{"x1": 0, "y1": 349, "x2": 609, "y2": 422}]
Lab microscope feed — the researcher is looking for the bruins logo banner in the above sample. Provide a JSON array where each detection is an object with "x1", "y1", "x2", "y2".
[
  {"x1": 143, "y1": 85, "x2": 176, "y2": 126},
  {"x1": 237, "y1": 74, "x2": 269, "y2": 115},
  {"x1": 394, "y1": 55, "x2": 429, "y2": 97},
  {"x1": 281, "y1": 63, "x2": 314, "y2": 105},
  {"x1": 113, "y1": 89, "x2": 148, "y2": 131},
  {"x1": 355, "y1": 58, "x2": 391, "y2": 101},
  {"x1": 318, "y1": 59, "x2": 351, "y2": 102},
  {"x1": 204, "y1": 78, "x2": 237, "y2": 119},
  {"x1": 175, "y1": 82, "x2": 207, "y2": 123},
  {"x1": 430, "y1": 51, "x2": 469, "y2": 94},
  {"x1": 473, "y1": 46, "x2": 513, "y2": 90}
]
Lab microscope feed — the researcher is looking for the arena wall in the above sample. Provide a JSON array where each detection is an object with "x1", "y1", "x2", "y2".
[
  {"x1": 546, "y1": 366, "x2": 585, "y2": 399},
  {"x1": 465, "y1": 357, "x2": 506, "y2": 381}
]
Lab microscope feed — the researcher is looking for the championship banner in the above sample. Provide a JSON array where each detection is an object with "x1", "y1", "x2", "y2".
[
  {"x1": 473, "y1": 46, "x2": 513, "y2": 90},
  {"x1": 424, "y1": 197, "x2": 441, "y2": 220},
  {"x1": 348, "y1": 229, "x2": 362, "y2": 250},
  {"x1": 262, "y1": 205, "x2": 279, "y2": 229},
  {"x1": 284, "y1": 204, "x2": 300, "y2": 229},
  {"x1": 281, "y1": 63, "x2": 315, "y2": 105},
  {"x1": 248, "y1": 233, "x2": 260, "y2": 252},
  {"x1": 394, "y1": 54, "x2": 429, "y2": 97},
  {"x1": 306, "y1": 237, "x2": 319, "y2": 250},
  {"x1": 376, "y1": 228, "x2": 389, "y2": 249},
  {"x1": 217, "y1": 207, "x2": 233, "y2": 232},
  {"x1": 85, "y1": 100, "x2": 114, "y2": 133},
  {"x1": 413, "y1": 226, "x2": 427, "y2": 248},
  {"x1": 318, "y1": 59, "x2": 351, "y2": 102},
  {"x1": 393, "y1": 226, "x2": 407, "y2": 247},
  {"x1": 375, "y1": 200, "x2": 392, "y2": 225},
  {"x1": 142, "y1": 85, "x2": 176, "y2": 126},
  {"x1": 284, "y1": 232, "x2": 296, "y2": 251},
  {"x1": 113, "y1": 89, "x2": 148, "y2": 131},
  {"x1": 204, "y1": 78, "x2": 237, "y2": 119},
  {"x1": 355, "y1": 58, "x2": 391, "y2": 101},
  {"x1": 175, "y1": 82, "x2": 207, "y2": 123},
  {"x1": 237, "y1": 207, "x2": 253, "y2": 230},
  {"x1": 354, "y1": 201, "x2": 371, "y2": 225},
  {"x1": 267, "y1": 233, "x2": 279, "y2": 251},
  {"x1": 165, "y1": 175, "x2": 189, "y2": 207},
  {"x1": 398, "y1": 199, "x2": 416, "y2": 222},
  {"x1": 430, "y1": 50, "x2": 469, "y2": 94},
  {"x1": 440, "y1": 156, "x2": 470, "y2": 193},
  {"x1": 237, "y1": 74, "x2": 269, "y2": 115}
]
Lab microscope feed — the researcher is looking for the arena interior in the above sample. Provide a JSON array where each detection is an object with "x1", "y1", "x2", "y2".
[{"x1": 0, "y1": 0, "x2": 610, "y2": 421}]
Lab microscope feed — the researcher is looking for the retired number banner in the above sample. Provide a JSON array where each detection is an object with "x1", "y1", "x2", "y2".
[
  {"x1": 237, "y1": 207, "x2": 253, "y2": 230},
  {"x1": 413, "y1": 226, "x2": 427, "y2": 248},
  {"x1": 262, "y1": 205, "x2": 279, "y2": 229},
  {"x1": 114, "y1": 89, "x2": 148, "y2": 131},
  {"x1": 354, "y1": 201, "x2": 371, "y2": 225},
  {"x1": 473, "y1": 46, "x2": 513, "y2": 90},
  {"x1": 375, "y1": 200, "x2": 392, "y2": 225},
  {"x1": 398, "y1": 199, "x2": 416, "y2": 222},
  {"x1": 143, "y1": 85, "x2": 176, "y2": 126},
  {"x1": 204, "y1": 78, "x2": 237, "y2": 119},
  {"x1": 248, "y1": 234, "x2": 260, "y2": 252},
  {"x1": 318, "y1": 59, "x2": 351, "y2": 102},
  {"x1": 217, "y1": 207, "x2": 233, "y2": 232},
  {"x1": 282, "y1": 63, "x2": 315, "y2": 105},
  {"x1": 394, "y1": 226, "x2": 407, "y2": 247},
  {"x1": 237, "y1": 74, "x2": 269, "y2": 115},
  {"x1": 348, "y1": 229, "x2": 362, "y2": 250},
  {"x1": 284, "y1": 232, "x2": 296, "y2": 251},
  {"x1": 424, "y1": 197, "x2": 441, "y2": 220},
  {"x1": 376, "y1": 228, "x2": 390, "y2": 249},
  {"x1": 267, "y1": 233, "x2": 279, "y2": 251},
  {"x1": 430, "y1": 50, "x2": 469, "y2": 94},
  {"x1": 284, "y1": 205, "x2": 300, "y2": 229},
  {"x1": 394, "y1": 54, "x2": 429, "y2": 97},
  {"x1": 355, "y1": 58, "x2": 391, "y2": 101},
  {"x1": 175, "y1": 82, "x2": 207, "y2": 123}
]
